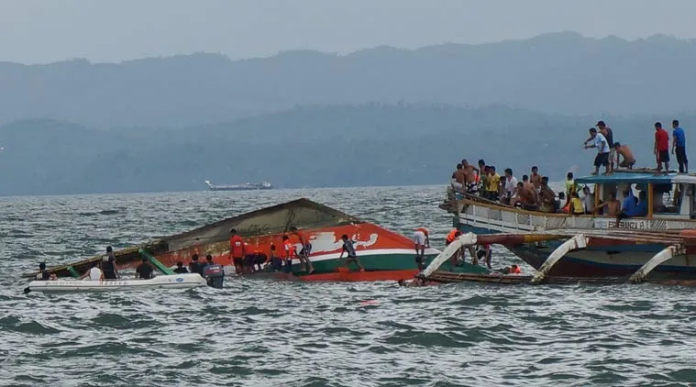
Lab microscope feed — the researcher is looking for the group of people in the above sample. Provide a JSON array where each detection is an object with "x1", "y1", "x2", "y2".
[
  {"x1": 583, "y1": 119, "x2": 688, "y2": 175},
  {"x1": 35, "y1": 245, "x2": 157, "y2": 281}
]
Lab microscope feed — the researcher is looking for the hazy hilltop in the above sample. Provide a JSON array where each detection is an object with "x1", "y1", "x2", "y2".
[
  {"x1": 0, "y1": 105, "x2": 684, "y2": 196},
  {"x1": 0, "y1": 32, "x2": 695, "y2": 128}
]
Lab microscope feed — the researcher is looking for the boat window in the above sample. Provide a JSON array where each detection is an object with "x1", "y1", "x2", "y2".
[{"x1": 653, "y1": 183, "x2": 675, "y2": 214}]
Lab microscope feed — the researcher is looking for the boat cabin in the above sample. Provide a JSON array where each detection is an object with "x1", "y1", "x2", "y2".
[{"x1": 575, "y1": 171, "x2": 696, "y2": 223}]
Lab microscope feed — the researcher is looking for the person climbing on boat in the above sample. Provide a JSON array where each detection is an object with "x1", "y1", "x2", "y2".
[
  {"x1": 290, "y1": 226, "x2": 314, "y2": 274},
  {"x1": 476, "y1": 244, "x2": 492, "y2": 269},
  {"x1": 655, "y1": 122, "x2": 670, "y2": 173},
  {"x1": 189, "y1": 254, "x2": 202, "y2": 275},
  {"x1": 136, "y1": 257, "x2": 154, "y2": 279},
  {"x1": 613, "y1": 142, "x2": 636, "y2": 169},
  {"x1": 413, "y1": 227, "x2": 429, "y2": 259},
  {"x1": 80, "y1": 261, "x2": 104, "y2": 281},
  {"x1": 282, "y1": 235, "x2": 296, "y2": 273},
  {"x1": 339, "y1": 234, "x2": 365, "y2": 272},
  {"x1": 229, "y1": 229, "x2": 247, "y2": 274},
  {"x1": 583, "y1": 127, "x2": 610, "y2": 175},
  {"x1": 267, "y1": 243, "x2": 283, "y2": 272},
  {"x1": 174, "y1": 261, "x2": 189, "y2": 274},
  {"x1": 672, "y1": 119, "x2": 688, "y2": 174},
  {"x1": 102, "y1": 246, "x2": 119, "y2": 279}
]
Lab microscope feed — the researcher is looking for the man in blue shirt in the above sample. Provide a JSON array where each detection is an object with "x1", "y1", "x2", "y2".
[{"x1": 672, "y1": 119, "x2": 688, "y2": 173}]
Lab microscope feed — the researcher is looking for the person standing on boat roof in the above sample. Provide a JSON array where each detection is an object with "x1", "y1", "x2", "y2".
[
  {"x1": 229, "y1": 229, "x2": 247, "y2": 274},
  {"x1": 596, "y1": 121, "x2": 615, "y2": 173},
  {"x1": 583, "y1": 127, "x2": 610, "y2": 175},
  {"x1": 174, "y1": 261, "x2": 188, "y2": 274},
  {"x1": 672, "y1": 120, "x2": 688, "y2": 173},
  {"x1": 102, "y1": 246, "x2": 119, "y2": 279},
  {"x1": 654, "y1": 122, "x2": 670, "y2": 173},
  {"x1": 79, "y1": 261, "x2": 104, "y2": 281},
  {"x1": 290, "y1": 226, "x2": 315, "y2": 274},
  {"x1": 189, "y1": 254, "x2": 202, "y2": 275},
  {"x1": 135, "y1": 257, "x2": 154, "y2": 279},
  {"x1": 339, "y1": 234, "x2": 365, "y2": 272}
]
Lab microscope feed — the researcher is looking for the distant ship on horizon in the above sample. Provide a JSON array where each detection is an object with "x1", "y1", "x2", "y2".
[{"x1": 204, "y1": 180, "x2": 273, "y2": 191}]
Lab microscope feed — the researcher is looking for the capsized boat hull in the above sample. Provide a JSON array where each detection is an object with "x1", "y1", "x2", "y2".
[{"x1": 25, "y1": 274, "x2": 207, "y2": 293}]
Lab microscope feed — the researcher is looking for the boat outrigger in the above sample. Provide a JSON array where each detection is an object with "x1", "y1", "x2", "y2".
[
  {"x1": 24, "y1": 199, "x2": 488, "y2": 283},
  {"x1": 416, "y1": 230, "x2": 696, "y2": 286},
  {"x1": 441, "y1": 169, "x2": 696, "y2": 278},
  {"x1": 24, "y1": 274, "x2": 208, "y2": 294}
]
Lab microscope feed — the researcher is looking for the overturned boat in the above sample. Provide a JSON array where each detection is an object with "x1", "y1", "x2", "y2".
[
  {"x1": 24, "y1": 273, "x2": 208, "y2": 294},
  {"x1": 24, "y1": 199, "x2": 488, "y2": 282}
]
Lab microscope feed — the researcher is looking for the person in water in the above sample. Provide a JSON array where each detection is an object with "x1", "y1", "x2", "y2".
[
  {"x1": 101, "y1": 246, "x2": 119, "y2": 279},
  {"x1": 290, "y1": 226, "x2": 315, "y2": 274},
  {"x1": 339, "y1": 234, "x2": 365, "y2": 271},
  {"x1": 476, "y1": 244, "x2": 492, "y2": 269},
  {"x1": 36, "y1": 262, "x2": 56, "y2": 280},
  {"x1": 189, "y1": 254, "x2": 202, "y2": 275},
  {"x1": 174, "y1": 261, "x2": 188, "y2": 274},
  {"x1": 268, "y1": 243, "x2": 283, "y2": 272},
  {"x1": 135, "y1": 257, "x2": 154, "y2": 279},
  {"x1": 79, "y1": 261, "x2": 104, "y2": 280}
]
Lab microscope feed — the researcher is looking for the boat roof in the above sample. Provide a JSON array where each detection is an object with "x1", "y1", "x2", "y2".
[{"x1": 575, "y1": 169, "x2": 696, "y2": 185}]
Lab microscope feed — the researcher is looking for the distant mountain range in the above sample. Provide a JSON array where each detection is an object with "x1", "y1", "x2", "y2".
[
  {"x1": 0, "y1": 32, "x2": 695, "y2": 128},
  {"x1": 0, "y1": 105, "x2": 689, "y2": 196}
]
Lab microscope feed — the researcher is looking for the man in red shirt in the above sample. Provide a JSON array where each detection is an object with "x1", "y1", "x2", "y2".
[
  {"x1": 654, "y1": 122, "x2": 670, "y2": 172},
  {"x1": 228, "y1": 229, "x2": 246, "y2": 274}
]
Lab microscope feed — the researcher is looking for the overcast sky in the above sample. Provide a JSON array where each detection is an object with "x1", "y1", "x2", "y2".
[{"x1": 1, "y1": 0, "x2": 694, "y2": 64}]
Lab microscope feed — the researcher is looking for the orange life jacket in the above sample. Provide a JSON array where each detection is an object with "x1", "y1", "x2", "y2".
[
  {"x1": 230, "y1": 235, "x2": 245, "y2": 258},
  {"x1": 446, "y1": 229, "x2": 459, "y2": 243},
  {"x1": 510, "y1": 265, "x2": 521, "y2": 274}
]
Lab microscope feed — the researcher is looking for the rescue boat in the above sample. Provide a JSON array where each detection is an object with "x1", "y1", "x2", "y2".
[
  {"x1": 24, "y1": 274, "x2": 207, "y2": 293},
  {"x1": 23, "y1": 199, "x2": 489, "y2": 283}
]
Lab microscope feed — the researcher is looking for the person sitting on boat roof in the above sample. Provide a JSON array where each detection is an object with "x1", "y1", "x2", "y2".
[
  {"x1": 79, "y1": 261, "x2": 104, "y2": 281},
  {"x1": 174, "y1": 261, "x2": 188, "y2": 274},
  {"x1": 136, "y1": 257, "x2": 154, "y2": 280},
  {"x1": 36, "y1": 262, "x2": 57, "y2": 281},
  {"x1": 339, "y1": 234, "x2": 365, "y2": 272},
  {"x1": 229, "y1": 229, "x2": 247, "y2": 274},
  {"x1": 102, "y1": 246, "x2": 119, "y2": 280},
  {"x1": 583, "y1": 127, "x2": 610, "y2": 176},
  {"x1": 290, "y1": 226, "x2": 315, "y2": 274},
  {"x1": 614, "y1": 142, "x2": 636, "y2": 170}
]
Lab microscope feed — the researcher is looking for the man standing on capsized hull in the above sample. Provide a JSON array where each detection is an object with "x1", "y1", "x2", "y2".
[{"x1": 290, "y1": 226, "x2": 314, "y2": 274}]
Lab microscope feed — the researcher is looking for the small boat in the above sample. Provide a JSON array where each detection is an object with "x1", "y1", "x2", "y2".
[
  {"x1": 24, "y1": 199, "x2": 489, "y2": 283},
  {"x1": 441, "y1": 169, "x2": 696, "y2": 278},
  {"x1": 24, "y1": 273, "x2": 207, "y2": 293},
  {"x1": 204, "y1": 180, "x2": 273, "y2": 191}
]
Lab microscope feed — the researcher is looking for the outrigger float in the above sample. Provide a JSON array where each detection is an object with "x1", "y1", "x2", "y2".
[
  {"x1": 23, "y1": 199, "x2": 487, "y2": 283},
  {"x1": 441, "y1": 169, "x2": 696, "y2": 278},
  {"x1": 417, "y1": 230, "x2": 696, "y2": 286}
]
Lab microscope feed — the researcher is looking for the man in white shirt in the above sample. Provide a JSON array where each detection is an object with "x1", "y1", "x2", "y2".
[
  {"x1": 583, "y1": 127, "x2": 610, "y2": 175},
  {"x1": 79, "y1": 262, "x2": 104, "y2": 281},
  {"x1": 503, "y1": 168, "x2": 518, "y2": 205},
  {"x1": 582, "y1": 186, "x2": 595, "y2": 214}
]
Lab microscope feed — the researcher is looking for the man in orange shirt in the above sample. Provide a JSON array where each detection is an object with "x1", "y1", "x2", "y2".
[
  {"x1": 228, "y1": 229, "x2": 246, "y2": 274},
  {"x1": 290, "y1": 226, "x2": 314, "y2": 274}
]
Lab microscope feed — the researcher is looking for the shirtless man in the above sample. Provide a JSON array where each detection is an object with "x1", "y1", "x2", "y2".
[
  {"x1": 614, "y1": 142, "x2": 636, "y2": 169},
  {"x1": 514, "y1": 181, "x2": 538, "y2": 211},
  {"x1": 539, "y1": 176, "x2": 557, "y2": 212},
  {"x1": 452, "y1": 164, "x2": 466, "y2": 192},
  {"x1": 530, "y1": 166, "x2": 542, "y2": 191},
  {"x1": 461, "y1": 159, "x2": 480, "y2": 193},
  {"x1": 522, "y1": 175, "x2": 539, "y2": 205},
  {"x1": 596, "y1": 191, "x2": 621, "y2": 216}
]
